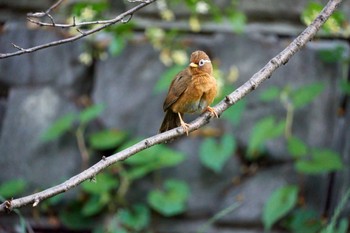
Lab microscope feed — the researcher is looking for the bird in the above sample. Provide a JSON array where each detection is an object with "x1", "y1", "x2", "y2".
[{"x1": 159, "y1": 50, "x2": 218, "y2": 135}]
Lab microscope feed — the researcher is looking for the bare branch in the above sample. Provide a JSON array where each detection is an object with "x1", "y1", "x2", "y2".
[
  {"x1": 128, "y1": 0, "x2": 153, "y2": 2},
  {"x1": 26, "y1": 14, "x2": 134, "y2": 28},
  {"x1": 0, "y1": 1, "x2": 155, "y2": 59},
  {"x1": 0, "y1": 0, "x2": 343, "y2": 212},
  {"x1": 11, "y1": 43, "x2": 26, "y2": 51},
  {"x1": 27, "y1": 0, "x2": 65, "y2": 18}
]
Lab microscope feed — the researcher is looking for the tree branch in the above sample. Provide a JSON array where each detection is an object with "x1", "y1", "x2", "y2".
[
  {"x1": 0, "y1": 0, "x2": 343, "y2": 212},
  {"x1": 0, "y1": 0, "x2": 155, "y2": 59},
  {"x1": 27, "y1": 0, "x2": 65, "y2": 19}
]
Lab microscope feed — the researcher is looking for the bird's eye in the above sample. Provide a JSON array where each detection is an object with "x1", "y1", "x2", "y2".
[{"x1": 199, "y1": 59, "x2": 205, "y2": 67}]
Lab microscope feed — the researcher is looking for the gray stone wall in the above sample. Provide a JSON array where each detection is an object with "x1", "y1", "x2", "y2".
[{"x1": 0, "y1": 0, "x2": 349, "y2": 232}]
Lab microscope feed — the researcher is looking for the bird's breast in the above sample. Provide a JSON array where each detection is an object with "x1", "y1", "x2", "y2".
[{"x1": 170, "y1": 73, "x2": 217, "y2": 114}]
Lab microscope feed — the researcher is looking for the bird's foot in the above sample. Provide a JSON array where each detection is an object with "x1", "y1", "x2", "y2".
[
  {"x1": 206, "y1": 106, "x2": 218, "y2": 118},
  {"x1": 180, "y1": 122, "x2": 190, "y2": 136},
  {"x1": 177, "y1": 112, "x2": 190, "y2": 136}
]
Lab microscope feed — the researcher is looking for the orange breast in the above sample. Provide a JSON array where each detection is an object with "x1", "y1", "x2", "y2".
[{"x1": 171, "y1": 73, "x2": 217, "y2": 114}]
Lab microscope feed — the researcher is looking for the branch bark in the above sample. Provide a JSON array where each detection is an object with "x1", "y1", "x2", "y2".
[
  {"x1": 0, "y1": 0, "x2": 155, "y2": 59},
  {"x1": 0, "y1": 0, "x2": 343, "y2": 212}
]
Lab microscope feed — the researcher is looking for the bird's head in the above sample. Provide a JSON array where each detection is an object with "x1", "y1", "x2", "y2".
[{"x1": 189, "y1": 50, "x2": 213, "y2": 75}]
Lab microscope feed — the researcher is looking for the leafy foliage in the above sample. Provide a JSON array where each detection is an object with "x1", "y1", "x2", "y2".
[
  {"x1": 82, "y1": 194, "x2": 110, "y2": 216},
  {"x1": 147, "y1": 179, "x2": 190, "y2": 217},
  {"x1": 295, "y1": 149, "x2": 343, "y2": 174},
  {"x1": 222, "y1": 99, "x2": 246, "y2": 126},
  {"x1": 287, "y1": 136, "x2": 308, "y2": 158},
  {"x1": 228, "y1": 11, "x2": 247, "y2": 33},
  {"x1": 116, "y1": 204, "x2": 150, "y2": 231},
  {"x1": 301, "y1": 2, "x2": 346, "y2": 34},
  {"x1": 80, "y1": 173, "x2": 119, "y2": 216},
  {"x1": 41, "y1": 113, "x2": 76, "y2": 142},
  {"x1": 247, "y1": 116, "x2": 285, "y2": 158},
  {"x1": 0, "y1": 179, "x2": 27, "y2": 198},
  {"x1": 283, "y1": 209, "x2": 323, "y2": 233},
  {"x1": 82, "y1": 173, "x2": 119, "y2": 195},
  {"x1": 290, "y1": 82, "x2": 325, "y2": 109},
  {"x1": 263, "y1": 185, "x2": 299, "y2": 231},
  {"x1": 199, "y1": 134, "x2": 236, "y2": 173},
  {"x1": 89, "y1": 129, "x2": 127, "y2": 150},
  {"x1": 78, "y1": 104, "x2": 105, "y2": 125},
  {"x1": 123, "y1": 141, "x2": 185, "y2": 180},
  {"x1": 41, "y1": 104, "x2": 106, "y2": 142}
]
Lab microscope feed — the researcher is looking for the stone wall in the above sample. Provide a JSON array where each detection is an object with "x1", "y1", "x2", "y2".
[{"x1": 0, "y1": 0, "x2": 349, "y2": 232}]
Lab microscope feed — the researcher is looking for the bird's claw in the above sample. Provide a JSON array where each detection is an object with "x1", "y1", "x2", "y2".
[
  {"x1": 206, "y1": 106, "x2": 218, "y2": 118},
  {"x1": 181, "y1": 122, "x2": 190, "y2": 136}
]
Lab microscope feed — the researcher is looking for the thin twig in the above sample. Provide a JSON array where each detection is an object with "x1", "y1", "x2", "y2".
[
  {"x1": 0, "y1": 0, "x2": 343, "y2": 212},
  {"x1": 76, "y1": 126, "x2": 90, "y2": 171},
  {"x1": 0, "y1": 1, "x2": 155, "y2": 59},
  {"x1": 26, "y1": 15, "x2": 135, "y2": 28},
  {"x1": 27, "y1": 0, "x2": 65, "y2": 18}
]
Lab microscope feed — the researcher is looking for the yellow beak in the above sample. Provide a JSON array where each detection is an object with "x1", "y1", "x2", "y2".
[{"x1": 189, "y1": 62, "x2": 198, "y2": 68}]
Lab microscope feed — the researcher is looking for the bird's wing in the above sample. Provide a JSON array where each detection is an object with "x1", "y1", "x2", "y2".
[{"x1": 163, "y1": 69, "x2": 192, "y2": 111}]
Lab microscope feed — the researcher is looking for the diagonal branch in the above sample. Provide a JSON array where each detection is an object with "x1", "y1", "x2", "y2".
[
  {"x1": 0, "y1": 0, "x2": 155, "y2": 59},
  {"x1": 0, "y1": 0, "x2": 343, "y2": 212},
  {"x1": 27, "y1": 0, "x2": 65, "y2": 18}
]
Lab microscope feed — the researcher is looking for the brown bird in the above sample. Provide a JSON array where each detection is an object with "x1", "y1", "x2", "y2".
[{"x1": 159, "y1": 50, "x2": 218, "y2": 135}]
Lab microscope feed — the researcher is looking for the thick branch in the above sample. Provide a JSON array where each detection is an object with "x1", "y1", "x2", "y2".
[
  {"x1": 0, "y1": 1, "x2": 155, "y2": 59},
  {"x1": 0, "y1": 0, "x2": 343, "y2": 212}
]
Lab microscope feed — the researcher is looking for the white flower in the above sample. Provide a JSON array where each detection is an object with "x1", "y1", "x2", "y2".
[{"x1": 196, "y1": 1, "x2": 209, "y2": 14}]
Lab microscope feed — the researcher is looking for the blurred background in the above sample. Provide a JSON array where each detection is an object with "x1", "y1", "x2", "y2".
[{"x1": 0, "y1": 0, "x2": 350, "y2": 232}]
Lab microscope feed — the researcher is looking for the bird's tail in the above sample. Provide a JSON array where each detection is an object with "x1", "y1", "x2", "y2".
[{"x1": 159, "y1": 111, "x2": 181, "y2": 133}]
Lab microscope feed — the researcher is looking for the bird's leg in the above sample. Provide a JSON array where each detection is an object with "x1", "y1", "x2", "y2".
[
  {"x1": 177, "y1": 112, "x2": 190, "y2": 135},
  {"x1": 205, "y1": 106, "x2": 218, "y2": 118}
]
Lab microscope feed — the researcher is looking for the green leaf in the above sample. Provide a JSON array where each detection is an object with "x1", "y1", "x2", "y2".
[
  {"x1": 147, "y1": 179, "x2": 190, "y2": 217},
  {"x1": 291, "y1": 82, "x2": 325, "y2": 109},
  {"x1": 153, "y1": 65, "x2": 186, "y2": 94},
  {"x1": 260, "y1": 86, "x2": 280, "y2": 102},
  {"x1": 82, "y1": 194, "x2": 109, "y2": 216},
  {"x1": 222, "y1": 99, "x2": 246, "y2": 126},
  {"x1": 247, "y1": 117, "x2": 285, "y2": 157},
  {"x1": 263, "y1": 185, "x2": 299, "y2": 231},
  {"x1": 228, "y1": 11, "x2": 246, "y2": 33},
  {"x1": 123, "y1": 141, "x2": 185, "y2": 180},
  {"x1": 82, "y1": 173, "x2": 119, "y2": 194},
  {"x1": 295, "y1": 149, "x2": 343, "y2": 174},
  {"x1": 89, "y1": 129, "x2": 127, "y2": 150},
  {"x1": 0, "y1": 179, "x2": 26, "y2": 198},
  {"x1": 301, "y1": 2, "x2": 345, "y2": 34},
  {"x1": 41, "y1": 113, "x2": 76, "y2": 142},
  {"x1": 79, "y1": 104, "x2": 105, "y2": 125},
  {"x1": 287, "y1": 136, "x2": 308, "y2": 158},
  {"x1": 117, "y1": 204, "x2": 150, "y2": 231},
  {"x1": 283, "y1": 208, "x2": 322, "y2": 233},
  {"x1": 199, "y1": 134, "x2": 236, "y2": 173}
]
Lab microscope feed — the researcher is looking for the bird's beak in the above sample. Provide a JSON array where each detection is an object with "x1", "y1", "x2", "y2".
[{"x1": 189, "y1": 62, "x2": 198, "y2": 68}]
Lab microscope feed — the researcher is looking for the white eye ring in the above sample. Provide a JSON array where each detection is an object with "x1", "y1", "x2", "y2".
[{"x1": 198, "y1": 59, "x2": 210, "y2": 67}]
